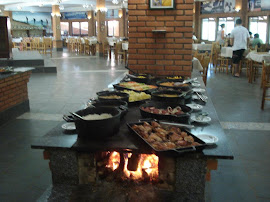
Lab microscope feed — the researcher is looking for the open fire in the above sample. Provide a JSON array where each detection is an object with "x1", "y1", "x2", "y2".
[{"x1": 105, "y1": 151, "x2": 159, "y2": 181}]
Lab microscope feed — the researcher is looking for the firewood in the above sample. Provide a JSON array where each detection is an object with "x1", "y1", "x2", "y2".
[{"x1": 127, "y1": 154, "x2": 141, "y2": 171}]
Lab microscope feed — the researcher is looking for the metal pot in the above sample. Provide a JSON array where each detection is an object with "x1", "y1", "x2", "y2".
[
  {"x1": 73, "y1": 107, "x2": 121, "y2": 139},
  {"x1": 97, "y1": 91, "x2": 129, "y2": 102}
]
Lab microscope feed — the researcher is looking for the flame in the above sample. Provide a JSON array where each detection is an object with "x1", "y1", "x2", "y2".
[
  {"x1": 106, "y1": 152, "x2": 159, "y2": 181},
  {"x1": 106, "y1": 151, "x2": 120, "y2": 171}
]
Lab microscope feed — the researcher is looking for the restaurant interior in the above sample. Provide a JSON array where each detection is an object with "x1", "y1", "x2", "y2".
[{"x1": 0, "y1": 0, "x2": 270, "y2": 201}]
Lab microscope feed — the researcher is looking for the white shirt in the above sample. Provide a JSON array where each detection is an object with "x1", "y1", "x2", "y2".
[
  {"x1": 231, "y1": 25, "x2": 250, "y2": 51},
  {"x1": 216, "y1": 29, "x2": 225, "y2": 44}
]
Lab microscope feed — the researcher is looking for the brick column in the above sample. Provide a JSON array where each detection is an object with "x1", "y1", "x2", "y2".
[
  {"x1": 88, "y1": 10, "x2": 95, "y2": 36},
  {"x1": 128, "y1": 0, "x2": 193, "y2": 77},
  {"x1": 96, "y1": 0, "x2": 106, "y2": 55},
  {"x1": 52, "y1": 4, "x2": 63, "y2": 51}
]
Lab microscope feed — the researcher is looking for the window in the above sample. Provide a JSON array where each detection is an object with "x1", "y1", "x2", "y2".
[
  {"x1": 218, "y1": 17, "x2": 235, "y2": 36},
  {"x1": 72, "y1": 22, "x2": 80, "y2": 35},
  {"x1": 80, "y1": 22, "x2": 88, "y2": 35},
  {"x1": 72, "y1": 22, "x2": 88, "y2": 36},
  {"x1": 201, "y1": 18, "x2": 216, "y2": 41},
  {"x1": 60, "y1": 22, "x2": 69, "y2": 36},
  {"x1": 249, "y1": 16, "x2": 267, "y2": 43},
  {"x1": 108, "y1": 20, "x2": 119, "y2": 37}
]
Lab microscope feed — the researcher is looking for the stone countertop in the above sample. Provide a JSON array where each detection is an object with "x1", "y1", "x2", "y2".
[
  {"x1": 0, "y1": 67, "x2": 34, "y2": 80},
  {"x1": 31, "y1": 75, "x2": 233, "y2": 160}
]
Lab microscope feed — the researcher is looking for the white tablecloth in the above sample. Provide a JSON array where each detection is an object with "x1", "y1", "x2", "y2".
[
  {"x1": 12, "y1": 38, "x2": 22, "y2": 43},
  {"x1": 221, "y1": 47, "x2": 233, "y2": 58},
  {"x1": 246, "y1": 51, "x2": 270, "y2": 63},
  {"x1": 109, "y1": 41, "x2": 116, "y2": 46},
  {"x1": 192, "y1": 57, "x2": 203, "y2": 71},
  {"x1": 122, "y1": 43, "x2": 128, "y2": 51},
  {"x1": 192, "y1": 43, "x2": 212, "y2": 51}
]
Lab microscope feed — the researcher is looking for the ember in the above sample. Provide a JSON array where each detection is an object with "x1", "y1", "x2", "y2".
[{"x1": 106, "y1": 151, "x2": 159, "y2": 181}]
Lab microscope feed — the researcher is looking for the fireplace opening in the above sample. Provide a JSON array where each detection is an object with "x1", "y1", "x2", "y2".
[
  {"x1": 79, "y1": 151, "x2": 176, "y2": 191},
  {"x1": 103, "y1": 151, "x2": 159, "y2": 182}
]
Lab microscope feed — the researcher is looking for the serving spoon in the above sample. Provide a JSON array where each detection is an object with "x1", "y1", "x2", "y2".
[{"x1": 69, "y1": 112, "x2": 85, "y2": 120}]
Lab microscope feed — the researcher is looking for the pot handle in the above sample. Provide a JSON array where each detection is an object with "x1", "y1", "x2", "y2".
[
  {"x1": 173, "y1": 146, "x2": 196, "y2": 153},
  {"x1": 63, "y1": 115, "x2": 75, "y2": 122},
  {"x1": 119, "y1": 105, "x2": 128, "y2": 112},
  {"x1": 138, "y1": 118, "x2": 157, "y2": 122}
]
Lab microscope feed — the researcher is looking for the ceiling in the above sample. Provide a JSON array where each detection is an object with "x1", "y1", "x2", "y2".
[{"x1": 0, "y1": 0, "x2": 128, "y2": 12}]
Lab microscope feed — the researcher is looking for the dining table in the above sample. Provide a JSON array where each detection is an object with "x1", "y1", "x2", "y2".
[
  {"x1": 192, "y1": 43, "x2": 212, "y2": 52},
  {"x1": 245, "y1": 51, "x2": 270, "y2": 84}
]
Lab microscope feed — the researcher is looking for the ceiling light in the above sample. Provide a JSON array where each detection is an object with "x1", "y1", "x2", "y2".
[
  {"x1": 83, "y1": 4, "x2": 89, "y2": 9},
  {"x1": 112, "y1": 0, "x2": 119, "y2": 4},
  {"x1": 17, "y1": 6, "x2": 22, "y2": 10},
  {"x1": 39, "y1": 3, "x2": 44, "y2": 7},
  {"x1": 59, "y1": 5, "x2": 64, "y2": 10}
]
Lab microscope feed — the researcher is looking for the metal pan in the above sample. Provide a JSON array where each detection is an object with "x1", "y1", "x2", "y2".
[
  {"x1": 139, "y1": 102, "x2": 192, "y2": 124},
  {"x1": 127, "y1": 121, "x2": 207, "y2": 154}
]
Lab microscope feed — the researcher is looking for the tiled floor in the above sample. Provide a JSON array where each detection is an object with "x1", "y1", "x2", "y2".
[{"x1": 0, "y1": 49, "x2": 270, "y2": 201}]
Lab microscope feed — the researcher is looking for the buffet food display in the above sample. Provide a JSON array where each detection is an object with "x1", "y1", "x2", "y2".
[{"x1": 64, "y1": 77, "x2": 214, "y2": 152}]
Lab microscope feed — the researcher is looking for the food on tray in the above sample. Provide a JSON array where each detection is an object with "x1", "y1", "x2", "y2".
[
  {"x1": 166, "y1": 76, "x2": 183, "y2": 80},
  {"x1": 99, "y1": 95, "x2": 123, "y2": 99},
  {"x1": 131, "y1": 121, "x2": 200, "y2": 150},
  {"x1": 137, "y1": 76, "x2": 146, "y2": 78},
  {"x1": 122, "y1": 90, "x2": 151, "y2": 102},
  {"x1": 156, "y1": 94, "x2": 179, "y2": 97},
  {"x1": 141, "y1": 106, "x2": 184, "y2": 115},
  {"x1": 83, "y1": 113, "x2": 112, "y2": 120},
  {"x1": 159, "y1": 82, "x2": 189, "y2": 87},
  {"x1": 118, "y1": 81, "x2": 157, "y2": 91}
]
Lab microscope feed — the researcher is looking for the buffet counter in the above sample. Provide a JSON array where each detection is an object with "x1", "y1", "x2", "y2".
[
  {"x1": 32, "y1": 74, "x2": 233, "y2": 202},
  {"x1": 0, "y1": 67, "x2": 34, "y2": 125}
]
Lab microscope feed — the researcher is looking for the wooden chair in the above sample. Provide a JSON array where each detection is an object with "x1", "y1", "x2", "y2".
[
  {"x1": 67, "y1": 38, "x2": 72, "y2": 52},
  {"x1": 103, "y1": 40, "x2": 110, "y2": 58},
  {"x1": 261, "y1": 62, "x2": 270, "y2": 110},
  {"x1": 40, "y1": 38, "x2": 52, "y2": 57},
  {"x1": 90, "y1": 44, "x2": 96, "y2": 55},
  {"x1": 210, "y1": 42, "x2": 219, "y2": 67},
  {"x1": 115, "y1": 42, "x2": 124, "y2": 62},
  {"x1": 201, "y1": 52, "x2": 210, "y2": 86},
  {"x1": 31, "y1": 37, "x2": 40, "y2": 50},
  {"x1": 22, "y1": 37, "x2": 32, "y2": 51},
  {"x1": 78, "y1": 38, "x2": 85, "y2": 54},
  {"x1": 84, "y1": 39, "x2": 90, "y2": 55}
]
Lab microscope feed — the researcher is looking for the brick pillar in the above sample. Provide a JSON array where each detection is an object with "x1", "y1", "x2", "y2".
[
  {"x1": 88, "y1": 10, "x2": 95, "y2": 36},
  {"x1": 52, "y1": 4, "x2": 63, "y2": 51},
  {"x1": 96, "y1": 0, "x2": 106, "y2": 55},
  {"x1": 128, "y1": 0, "x2": 193, "y2": 77}
]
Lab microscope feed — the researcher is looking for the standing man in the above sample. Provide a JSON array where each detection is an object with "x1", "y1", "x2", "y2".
[{"x1": 230, "y1": 19, "x2": 249, "y2": 77}]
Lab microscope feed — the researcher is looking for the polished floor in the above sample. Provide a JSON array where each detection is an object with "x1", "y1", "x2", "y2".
[{"x1": 0, "y1": 49, "x2": 269, "y2": 202}]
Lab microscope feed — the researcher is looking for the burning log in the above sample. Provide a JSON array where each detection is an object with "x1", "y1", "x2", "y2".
[{"x1": 127, "y1": 154, "x2": 141, "y2": 171}]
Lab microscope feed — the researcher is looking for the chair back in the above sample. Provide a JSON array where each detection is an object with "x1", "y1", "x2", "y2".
[{"x1": 43, "y1": 38, "x2": 52, "y2": 48}]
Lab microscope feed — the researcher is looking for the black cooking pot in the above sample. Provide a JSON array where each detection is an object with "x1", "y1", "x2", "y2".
[
  {"x1": 156, "y1": 79, "x2": 191, "y2": 91},
  {"x1": 73, "y1": 107, "x2": 121, "y2": 139},
  {"x1": 151, "y1": 90, "x2": 192, "y2": 104},
  {"x1": 97, "y1": 91, "x2": 129, "y2": 102},
  {"x1": 127, "y1": 73, "x2": 150, "y2": 84},
  {"x1": 139, "y1": 102, "x2": 191, "y2": 123},
  {"x1": 91, "y1": 100, "x2": 128, "y2": 118}
]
